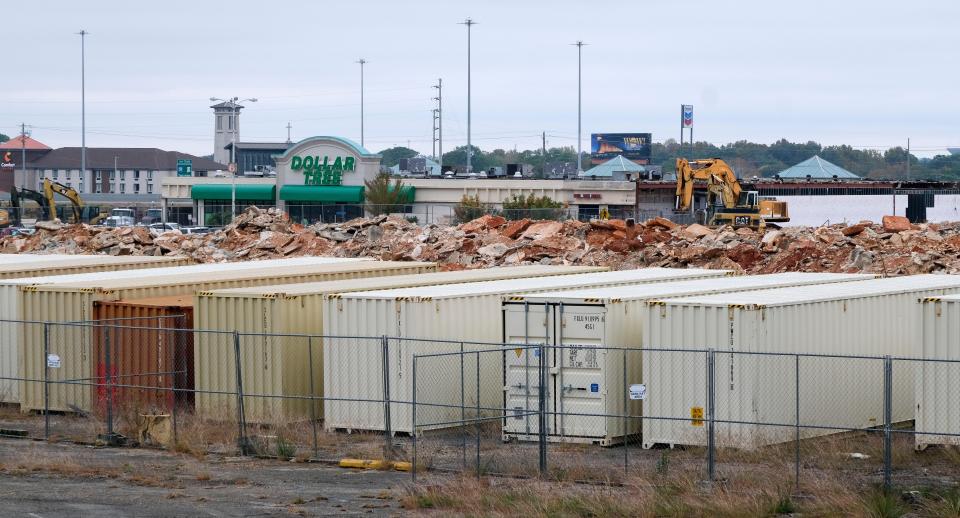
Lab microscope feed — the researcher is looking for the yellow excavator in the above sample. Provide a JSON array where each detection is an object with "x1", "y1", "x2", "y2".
[
  {"x1": 43, "y1": 178, "x2": 84, "y2": 223},
  {"x1": 674, "y1": 158, "x2": 789, "y2": 229}
]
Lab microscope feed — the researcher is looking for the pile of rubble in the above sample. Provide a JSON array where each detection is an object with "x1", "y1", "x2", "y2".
[{"x1": 3, "y1": 207, "x2": 960, "y2": 275}]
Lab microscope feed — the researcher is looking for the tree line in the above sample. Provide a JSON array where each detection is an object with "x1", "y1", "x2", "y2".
[{"x1": 379, "y1": 139, "x2": 960, "y2": 181}]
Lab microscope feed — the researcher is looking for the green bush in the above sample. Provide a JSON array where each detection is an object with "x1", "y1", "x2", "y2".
[
  {"x1": 454, "y1": 195, "x2": 488, "y2": 224},
  {"x1": 501, "y1": 194, "x2": 564, "y2": 221}
]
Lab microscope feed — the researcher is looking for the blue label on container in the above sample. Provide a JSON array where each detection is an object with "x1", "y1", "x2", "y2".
[
  {"x1": 590, "y1": 383, "x2": 599, "y2": 393},
  {"x1": 534, "y1": 349, "x2": 541, "y2": 357}
]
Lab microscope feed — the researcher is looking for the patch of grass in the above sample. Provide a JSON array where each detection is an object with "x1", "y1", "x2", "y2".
[
  {"x1": 195, "y1": 472, "x2": 211, "y2": 481},
  {"x1": 291, "y1": 497, "x2": 305, "y2": 505},
  {"x1": 862, "y1": 489, "x2": 906, "y2": 518},
  {"x1": 921, "y1": 489, "x2": 960, "y2": 517},
  {"x1": 770, "y1": 493, "x2": 796, "y2": 515},
  {"x1": 276, "y1": 439, "x2": 295, "y2": 460}
]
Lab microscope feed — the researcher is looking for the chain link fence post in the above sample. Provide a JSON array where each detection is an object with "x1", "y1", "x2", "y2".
[
  {"x1": 538, "y1": 342, "x2": 547, "y2": 476},
  {"x1": 171, "y1": 316, "x2": 181, "y2": 447},
  {"x1": 307, "y1": 336, "x2": 318, "y2": 459},
  {"x1": 795, "y1": 353, "x2": 800, "y2": 491},
  {"x1": 475, "y1": 350, "x2": 481, "y2": 478},
  {"x1": 381, "y1": 336, "x2": 392, "y2": 458},
  {"x1": 883, "y1": 355, "x2": 893, "y2": 492},
  {"x1": 105, "y1": 324, "x2": 115, "y2": 441},
  {"x1": 460, "y1": 341, "x2": 466, "y2": 470},
  {"x1": 623, "y1": 348, "x2": 628, "y2": 474},
  {"x1": 411, "y1": 352, "x2": 418, "y2": 483},
  {"x1": 232, "y1": 331, "x2": 248, "y2": 455},
  {"x1": 707, "y1": 348, "x2": 716, "y2": 482},
  {"x1": 43, "y1": 322, "x2": 50, "y2": 441}
]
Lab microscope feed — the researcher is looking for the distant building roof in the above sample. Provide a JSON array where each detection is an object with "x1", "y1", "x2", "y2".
[
  {"x1": 580, "y1": 155, "x2": 645, "y2": 177},
  {"x1": 30, "y1": 148, "x2": 226, "y2": 171},
  {"x1": 225, "y1": 141, "x2": 294, "y2": 151},
  {"x1": 0, "y1": 135, "x2": 51, "y2": 150},
  {"x1": 210, "y1": 100, "x2": 244, "y2": 110},
  {"x1": 777, "y1": 155, "x2": 860, "y2": 180},
  {"x1": 389, "y1": 157, "x2": 441, "y2": 175}
]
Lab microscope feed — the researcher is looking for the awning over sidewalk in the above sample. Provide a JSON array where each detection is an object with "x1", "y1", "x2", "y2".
[{"x1": 279, "y1": 185, "x2": 365, "y2": 203}]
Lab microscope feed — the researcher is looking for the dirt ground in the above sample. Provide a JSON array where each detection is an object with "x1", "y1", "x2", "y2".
[{"x1": 0, "y1": 438, "x2": 408, "y2": 517}]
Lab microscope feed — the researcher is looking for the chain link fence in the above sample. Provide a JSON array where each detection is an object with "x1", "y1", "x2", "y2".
[{"x1": 3, "y1": 318, "x2": 960, "y2": 492}]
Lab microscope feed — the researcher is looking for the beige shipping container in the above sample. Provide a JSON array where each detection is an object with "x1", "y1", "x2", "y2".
[
  {"x1": 501, "y1": 272, "x2": 874, "y2": 445},
  {"x1": 0, "y1": 255, "x2": 190, "y2": 280},
  {"x1": 0, "y1": 256, "x2": 193, "y2": 403},
  {"x1": 194, "y1": 265, "x2": 600, "y2": 423},
  {"x1": 916, "y1": 294, "x2": 960, "y2": 450},
  {"x1": 324, "y1": 267, "x2": 729, "y2": 434},
  {"x1": 19, "y1": 259, "x2": 434, "y2": 413},
  {"x1": 642, "y1": 274, "x2": 960, "y2": 450}
]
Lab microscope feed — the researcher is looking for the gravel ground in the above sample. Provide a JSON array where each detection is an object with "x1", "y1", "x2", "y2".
[{"x1": 0, "y1": 438, "x2": 408, "y2": 517}]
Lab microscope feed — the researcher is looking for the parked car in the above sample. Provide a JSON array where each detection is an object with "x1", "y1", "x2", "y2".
[
  {"x1": 140, "y1": 208, "x2": 164, "y2": 225},
  {"x1": 181, "y1": 226, "x2": 212, "y2": 235},
  {"x1": 148, "y1": 222, "x2": 181, "y2": 237}
]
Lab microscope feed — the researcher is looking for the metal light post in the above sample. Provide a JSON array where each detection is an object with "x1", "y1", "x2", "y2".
[
  {"x1": 460, "y1": 18, "x2": 476, "y2": 172},
  {"x1": 78, "y1": 30, "x2": 88, "y2": 187},
  {"x1": 210, "y1": 96, "x2": 257, "y2": 223},
  {"x1": 572, "y1": 41, "x2": 586, "y2": 174},
  {"x1": 433, "y1": 78, "x2": 443, "y2": 169},
  {"x1": 357, "y1": 59, "x2": 366, "y2": 147}
]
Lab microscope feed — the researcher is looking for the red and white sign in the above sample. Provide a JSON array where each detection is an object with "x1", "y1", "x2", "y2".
[{"x1": 682, "y1": 105, "x2": 693, "y2": 127}]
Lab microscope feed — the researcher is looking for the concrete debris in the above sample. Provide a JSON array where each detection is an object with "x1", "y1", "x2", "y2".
[{"x1": 2, "y1": 206, "x2": 958, "y2": 275}]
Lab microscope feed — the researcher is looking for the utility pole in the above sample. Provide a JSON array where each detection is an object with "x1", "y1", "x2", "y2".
[
  {"x1": 433, "y1": 78, "x2": 443, "y2": 170},
  {"x1": 113, "y1": 155, "x2": 118, "y2": 194},
  {"x1": 19, "y1": 123, "x2": 27, "y2": 190},
  {"x1": 432, "y1": 109, "x2": 438, "y2": 160},
  {"x1": 78, "y1": 30, "x2": 88, "y2": 186},
  {"x1": 357, "y1": 58, "x2": 367, "y2": 147},
  {"x1": 461, "y1": 18, "x2": 476, "y2": 172},
  {"x1": 542, "y1": 131, "x2": 547, "y2": 178},
  {"x1": 572, "y1": 41, "x2": 587, "y2": 174},
  {"x1": 286, "y1": 122, "x2": 292, "y2": 144},
  {"x1": 906, "y1": 138, "x2": 911, "y2": 181}
]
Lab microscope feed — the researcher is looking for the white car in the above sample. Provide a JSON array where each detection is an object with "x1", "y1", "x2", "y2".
[{"x1": 148, "y1": 222, "x2": 181, "y2": 237}]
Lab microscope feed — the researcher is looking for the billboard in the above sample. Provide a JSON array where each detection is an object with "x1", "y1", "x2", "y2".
[{"x1": 590, "y1": 133, "x2": 651, "y2": 165}]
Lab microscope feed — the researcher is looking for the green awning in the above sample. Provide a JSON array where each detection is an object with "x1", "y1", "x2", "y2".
[
  {"x1": 279, "y1": 185, "x2": 365, "y2": 203},
  {"x1": 191, "y1": 184, "x2": 276, "y2": 201},
  {"x1": 388, "y1": 185, "x2": 416, "y2": 203}
]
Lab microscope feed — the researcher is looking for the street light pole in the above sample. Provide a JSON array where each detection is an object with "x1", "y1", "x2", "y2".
[
  {"x1": 357, "y1": 59, "x2": 366, "y2": 148},
  {"x1": 78, "y1": 30, "x2": 88, "y2": 188},
  {"x1": 572, "y1": 41, "x2": 586, "y2": 174},
  {"x1": 461, "y1": 18, "x2": 476, "y2": 173}
]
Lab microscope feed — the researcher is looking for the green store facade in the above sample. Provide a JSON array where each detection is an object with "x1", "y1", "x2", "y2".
[{"x1": 172, "y1": 136, "x2": 414, "y2": 225}]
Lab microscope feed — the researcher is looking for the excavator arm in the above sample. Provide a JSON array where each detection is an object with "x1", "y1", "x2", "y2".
[
  {"x1": 43, "y1": 179, "x2": 84, "y2": 223},
  {"x1": 13, "y1": 186, "x2": 50, "y2": 222},
  {"x1": 674, "y1": 158, "x2": 743, "y2": 212}
]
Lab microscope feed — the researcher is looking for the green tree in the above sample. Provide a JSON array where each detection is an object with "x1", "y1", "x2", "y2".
[
  {"x1": 364, "y1": 172, "x2": 408, "y2": 215},
  {"x1": 501, "y1": 194, "x2": 564, "y2": 221},
  {"x1": 0, "y1": 133, "x2": 9, "y2": 143},
  {"x1": 377, "y1": 146, "x2": 419, "y2": 168},
  {"x1": 454, "y1": 194, "x2": 489, "y2": 223}
]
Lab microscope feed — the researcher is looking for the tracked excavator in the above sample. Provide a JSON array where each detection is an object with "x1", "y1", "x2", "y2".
[
  {"x1": 1, "y1": 180, "x2": 96, "y2": 228},
  {"x1": 43, "y1": 178, "x2": 84, "y2": 223},
  {"x1": 674, "y1": 158, "x2": 789, "y2": 229}
]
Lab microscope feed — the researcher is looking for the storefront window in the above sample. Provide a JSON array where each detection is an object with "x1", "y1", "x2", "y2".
[{"x1": 286, "y1": 203, "x2": 363, "y2": 226}]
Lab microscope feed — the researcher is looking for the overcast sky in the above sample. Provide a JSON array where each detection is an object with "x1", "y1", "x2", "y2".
[{"x1": 3, "y1": 0, "x2": 958, "y2": 158}]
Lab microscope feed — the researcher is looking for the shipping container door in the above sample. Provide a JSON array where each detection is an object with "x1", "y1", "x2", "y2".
[
  {"x1": 555, "y1": 305, "x2": 607, "y2": 439},
  {"x1": 502, "y1": 303, "x2": 551, "y2": 439}
]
